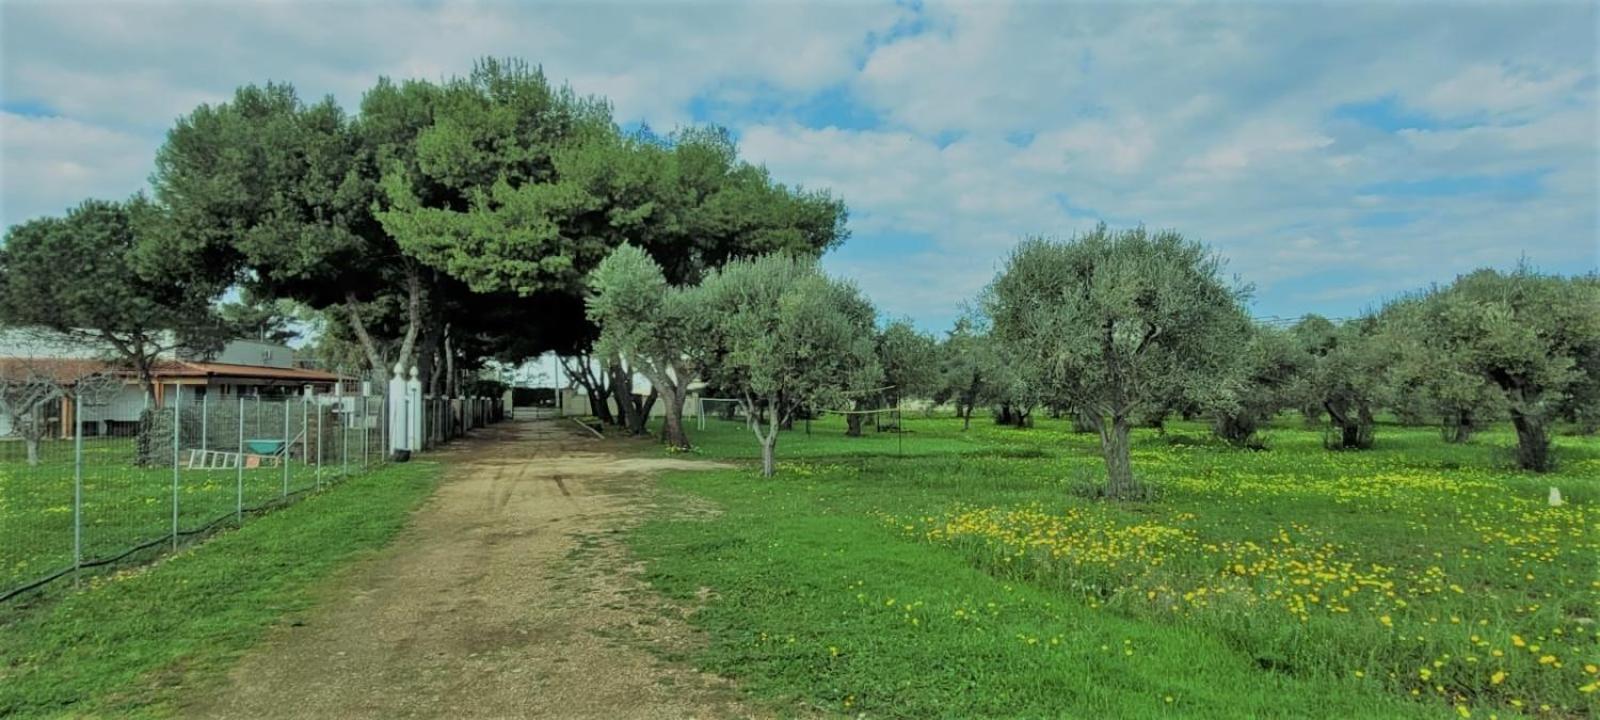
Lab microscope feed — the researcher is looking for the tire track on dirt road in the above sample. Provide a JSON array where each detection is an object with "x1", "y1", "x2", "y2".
[{"x1": 183, "y1": 417, "x2": 752, "y2": 719}]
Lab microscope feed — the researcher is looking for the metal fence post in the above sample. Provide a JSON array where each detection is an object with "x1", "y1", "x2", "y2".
[
  {"x1": 236, "y1": 395, "x2": 245, "y2": 525},
  {"x1": 200, "y1": 391, "x2": 209, "y2": 452},
  {"x1": 316, "y1": 399, "x2": 324, "y2": 490},
  {"x1": 380, "y1": 394, "x2": 388, "y2": 461},
  {"x1": 362, "y1": 393, "x2": 370, "y2": 470},
  {"x1": 301, "y1": 394, "x2": 309, "y2": 471},
  {"x1": 283, "y1": 397, "x2": 291, "y2": 499},
  {"x1": 172, "y1": 384, "x2": 181, "y2": 550},
  {"x1": 73, "y1": 392, "x2": 84, "y2": 578},
  {"x1": 340, "y1": 397, "x2": 348, "y2": 480}
]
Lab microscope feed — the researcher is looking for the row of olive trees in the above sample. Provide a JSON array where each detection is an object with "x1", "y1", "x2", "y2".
[
  {"x1": 586, "y1": 246, "x2": 880, "y2": 476},
  {"x1": 926, "y1": 227, "x2": 1596, "y2": 497},
  {"x1": 590, "y1": 224, "x2": 1595, "y2": 492},
  {"x1": 1287, "y1": 269, "x2": 1598, "y2": 468}
]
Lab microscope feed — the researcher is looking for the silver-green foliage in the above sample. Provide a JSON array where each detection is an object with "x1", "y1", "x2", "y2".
[
  {"x1": 936, "y1": 315, "x2": 1001, "y2": 429},
  {"x1": 1210, "y1": 325, "x2": 1307, "y2": 447},
  {"x1": 876, "y1": 319, "x2": 940, "y2": 405},
  {"x1": 1290, "y1": 315, "x2": 1396, "y2": 450},
  {"x1": 585, "y1": 245, "x2": 709, "y2": 449},
  {"x1": 1379, "y1": 295, "x2": 1504, "y2": 443},
  {"x1": 693, "y1": 254, "x2": 880, "y2": 476},
  {"x1": 986, "y1": 225, "x2": 1249, "y2": 497},
  {"x1": 1399, "y1": 267, "x2": 1600, "y2": 471}
]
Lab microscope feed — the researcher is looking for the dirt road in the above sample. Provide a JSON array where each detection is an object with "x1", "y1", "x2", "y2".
[{"x1": 184, "y1": 417, "x2": 752, "y2": 719}]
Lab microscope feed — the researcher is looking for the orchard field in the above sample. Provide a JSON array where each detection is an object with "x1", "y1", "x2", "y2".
[{"x1": 633, "y1": 413, "x2": 1599, "y2": 719}]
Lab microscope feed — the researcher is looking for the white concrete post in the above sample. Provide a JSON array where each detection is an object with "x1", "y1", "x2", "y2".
[
  {"x1": 406, "y1": 366, "x2": 423, "y2": 451},
  {"x1": 388, "y1": 363, "x2": 407, "y2": 454}
]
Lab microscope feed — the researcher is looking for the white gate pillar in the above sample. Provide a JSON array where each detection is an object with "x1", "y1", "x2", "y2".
[
  {"x1": 388, "y1": 363, "x2": 408, "y2": 455},
  {"x1": 406, "y1": 366, "x2": 423, "y2": 451}
]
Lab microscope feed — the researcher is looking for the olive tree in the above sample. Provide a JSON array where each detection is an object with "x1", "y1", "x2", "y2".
[
  {"x1": 693, "y1": 254, "x2": 879, "y2": 476},
  {"x1": 0, "y1": 365, "x2": 62, "y2": 466},
  {"x1": 987, "y1": 225, "x2": 1249, "y2": 498},
  {"x1": 844, "y1": 319, "x2": 936, "y2": 435},
  {"x1": 1292, "y1": 315, "x2": 1394, "y2": 450},
  {"x1": 585, "y1": 245, "x2": 709, "y2": 449},
  {"x1": 1405, "y1": 268, "x2": 1600, "y2": 471},
  {"x1": 937, "y1": 315, "x2": 999, "y2": 430},
  {"x1": 1380, "y1": 296, "x2": 1503, "y2": 443},
  {"x1": 987, "y1": 343, "x2": 1044, "y2": 428},
  {"x1": 878, "y1": 320, "x2": 939, "y2": 404},
  {"x1": 1210, "y1": 325, "x2": 1306, "y2": 447}
]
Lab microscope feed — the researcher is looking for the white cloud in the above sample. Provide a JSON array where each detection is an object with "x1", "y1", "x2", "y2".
[
  {"x1": 1418, "y1": 63, "x2": 1589, "y2": 120},
  {"x1": 0, "y1": 112, "x2": 159, "y2": 225},
  {"x1": 2, "y1": 0, "x2": 1595, "y2": 326},
  {"x1": 1017, "y1": 118, "x2": 1156, "y2": 176}
]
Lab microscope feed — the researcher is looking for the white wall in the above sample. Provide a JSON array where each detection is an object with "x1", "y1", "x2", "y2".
[{"x1": 557, "y1": 387, "x2": 705, "y2": 419}]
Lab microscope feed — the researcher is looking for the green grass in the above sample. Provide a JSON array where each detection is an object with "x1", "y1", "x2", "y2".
[
  {"x1": 1, "y1": 429, "x2": 380, "y2": 596},
  {"x1": 0, "y1": 458, "x2": 440, "y2": 719},
  {"x1": 633, "y1": 414, "x2": 1600, "y2": 719}
]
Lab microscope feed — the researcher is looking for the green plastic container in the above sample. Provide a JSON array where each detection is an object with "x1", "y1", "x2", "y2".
[{"x1": 246, "y1": 439, "x2": 286, "y2": 455}]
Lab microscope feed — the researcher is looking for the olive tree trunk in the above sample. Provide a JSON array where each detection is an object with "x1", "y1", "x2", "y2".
[
  {"x1": 1098, "y1": 414, "x2": 1141, "y2": 498},
  {"x1": 748, "y1": 393, "x2": 782, "y2": 477},
  {"x1": 628, "y1": 389, "x2": 656, "y2": 436},
  {"x1": 1324, "y1": 401, "x2": 1374, "y2": 449},
  {"x1": 761, "y1": 432, "x2": 778, "y2": 477},
  {"x1": 1442, "y1": 408, "x2": 1474, "y2": 444},
  {"x1": 659, "y1": 384, "x2": 690, "y2": 450},
  {"x1": 1509, "y1": 409, "x2": 1552, "y2": 472}
]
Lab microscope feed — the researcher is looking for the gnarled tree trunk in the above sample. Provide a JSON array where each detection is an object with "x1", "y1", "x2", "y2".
[
  {"x1": 607, "y1": 360, "x2": 632, "y2": 430},
  {"x1": 24, "y1": 416, "x2": 41, "y2": 466},
  {"x1": 628, "y1": 388, "x2": 656, "y2": 436},
  {"x1": 1213, "y1": 412, "x2": 1259, "y2": 446},
  {"x1": 761, "y1": 431, "x2": 778, "y2": 476},
  {"x1": 660, "y1": 386, "x2": 690, "y2": 450},
  {"x1": 1099, "y1": 414, "x2": 1140, "y2": 499},
  {"x1": 561, "y1": 355, "x2": 614, "y2": 425},
  {"x1": 1324, "y1": 401, "x2": 1374, "y2": 449},
  {"x1": 747, "y1": 393, "x2": 782, "y2": 477},
  {"x1": 1509, "y1": 409, "x2": 1551, "y2": 472},
  {"x1": 1442, "y1": 408, "x2": 1474, "y2": 444}
]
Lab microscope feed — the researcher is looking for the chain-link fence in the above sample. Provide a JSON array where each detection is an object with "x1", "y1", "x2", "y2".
[{"x1": 0, "y1": 387, "x2": 400, "y2": 603}]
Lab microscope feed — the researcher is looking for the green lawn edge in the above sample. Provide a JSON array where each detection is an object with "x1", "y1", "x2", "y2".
[
  {"x1": 631, "y1": 466, "x2": 1462, "y2": 719},
  {"x1": 0, "y1": 460, "x2": 442, "y2": 719}
]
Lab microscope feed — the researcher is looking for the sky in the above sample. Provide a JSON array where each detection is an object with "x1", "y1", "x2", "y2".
[{"x1": 2, "y1": 0, "x2": 1597, "y2": 332}]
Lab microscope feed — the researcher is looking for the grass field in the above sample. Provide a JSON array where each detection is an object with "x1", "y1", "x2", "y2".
[
  {"x1": 632, "y1": 413, "x2": 1600, "y2": 719},
  {"x1": 0, "y1": 458, "x2": 441, "y2": 719},
  {"x1": 0, "y1": 429, "x2": 380, "y2": 597}
]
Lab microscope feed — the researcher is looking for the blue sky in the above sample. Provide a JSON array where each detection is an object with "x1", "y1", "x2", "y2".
[{"x1": 2, "y1": 0, "x2": 1596, "y2": 331}]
